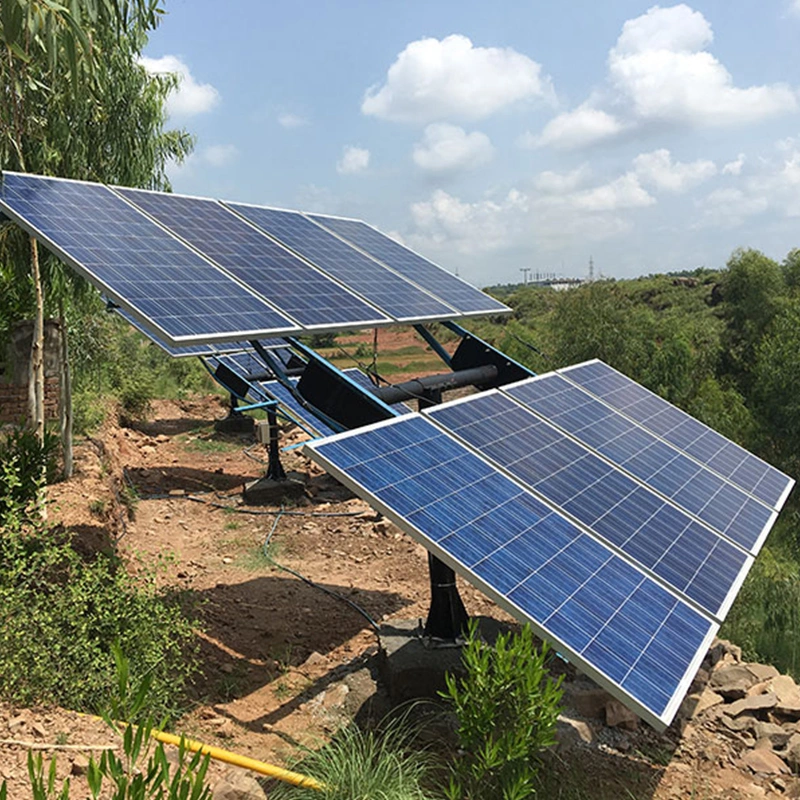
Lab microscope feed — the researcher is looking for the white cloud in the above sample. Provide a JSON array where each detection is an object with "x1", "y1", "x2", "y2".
[
  {"x1": 412, "y1": 123, "x2": 494, "y2": 172},
  {"x1": 722, "y1": 154, "x2": 745, "y2": 175},
  {"x1": 791, "y1": 0, "x2": 800, "y2": 16},
  {"x1": 525, "y1": 105, "x2": 625, "y2": 150},
  {"x1": 608, "y1": 5, "x2": 797, "y2": 127},
  {"x1": 362, "y1": 34, "x2": 554, "y2": 124},
  {"x1": 336, "y1": 146, "x2": 370, "y2": 175},
  {"x1": 278, "y1": 112, "x2": 308, "y2": 129},
  {"x1": 139, "y1": 55, "x2": 219, "y2": 116},
  {"x1": 533, "y1": 166, "x2": 591, "y2": 194},
  {"x1": 201, "y1": 144, "x2": 238, "y2": 168},
  {"x1": 697, "y1": 188, "x2": 769, "y2": 227},
  {"x1": 533, "y1": 5, "x2": 797, "y2": 150},
  {"x1": 569, "y1": 173, "x2": 656, "y2": 212},
  {"x1": 633, "y1": 148, "x2": 717, "y2": 192}
]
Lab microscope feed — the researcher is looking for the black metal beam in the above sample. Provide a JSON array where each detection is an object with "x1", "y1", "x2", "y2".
[{"x1": 372, "y1": 364, "x2": 498, "y2": 406}]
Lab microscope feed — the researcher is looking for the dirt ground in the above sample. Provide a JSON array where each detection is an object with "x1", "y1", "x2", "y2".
[{"x1": 2, "y1": 329, "x2": 798, "y2": 798}]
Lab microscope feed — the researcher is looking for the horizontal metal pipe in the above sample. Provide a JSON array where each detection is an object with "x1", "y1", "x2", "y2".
[{"x1": 374, "y1": 365, "x2": 498, "y2": 405}]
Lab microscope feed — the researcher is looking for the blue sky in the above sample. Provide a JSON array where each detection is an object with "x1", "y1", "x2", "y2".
[{"x1": 141, "y1": 1, "x2": 800, "y2": 287}]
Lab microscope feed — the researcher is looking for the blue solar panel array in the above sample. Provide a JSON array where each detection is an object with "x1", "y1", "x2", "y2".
[
  {"x1": 0, "y1": 172, "x2": 294, "y2": 344},
  {"x1": 427, "y1": 392, "x2": 749, "y2": 620},
  {"x1": 306, "y1": 414, "x2": 716, "y2": 729},
  {"x1": 116, "y1": 189, "x2": 389, "y2": 330},
  {"x1": 309, "y1": 214, "x2": 509, "y2": 316},
  {"x1": 561, "y1": 361, "x2": 794, "y2": 511},
  {"x1": 225, "y1": 203, "x2": 458, "y2": 321},
  {"x1": 504, "y1": 375, "x2": 776, "y2": 554}
]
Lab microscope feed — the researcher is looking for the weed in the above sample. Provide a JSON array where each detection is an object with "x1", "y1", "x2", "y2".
[
  {"x1": 182, "y1": 437, "x2": 239, "y2": 454},
  {"x1": 89, "y1": 498, "x2": 107, "y2": 517},
  {"x1": 271, "y1": 713, "x2": 436, "y2": 800},
  {"x1": 273, "y1": 680, "x2": 292, "y2": 701},
  {"x1": 223, "y1": 520, "x2": 240, "y2": 531},
  {"x1": 55, "y1": 732, "x2": 69, "y2": 746}
]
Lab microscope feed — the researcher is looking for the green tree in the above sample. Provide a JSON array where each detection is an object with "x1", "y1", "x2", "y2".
[
  {"x1": 783, "y1": 248, "x2": 800, "y2": 292},
  {"x1": 1, "y1": 0, "x2": 193, "y2": 476},
  {"x1": 719, "y1": 248, "x2": 786, "y2": 390}
]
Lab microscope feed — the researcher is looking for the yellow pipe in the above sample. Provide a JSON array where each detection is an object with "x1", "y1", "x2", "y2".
[
  {"x1": 80, "y1": 713, "x2": 323, "y2": 791},
  {"x1": 150, "y1": 728, "x2": 324, "y2": 791}
]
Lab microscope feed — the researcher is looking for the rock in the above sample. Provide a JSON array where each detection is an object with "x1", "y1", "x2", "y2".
[
  {"x1": 30, "y1": 721, "x2": 47, "y2": 738},
  {"x1": 605, "y1": 699, "x2": 639, "y2": 731},
  {"x1": 215, "y1": 719, "x2": 235, "y2": 739},
  {"x1": 726, "y1": 692, "x2": 777, "y2": 717},
  {"x1": 785, "y1": 733, "x2": 800, "y2": 769},
  {"x1": 691, "y1": 689, "x2": 725, "y2": 718},
  {"x1": 721, "y1": 713, "x2": 757, "y2": 732},
  {"x1": 303, "y1": 651, "x2": 328, "y2": 669},
  {"x1": 556, "y1": 714, "x2": 594, "y2": 747},
  {"x1": 754, "y1": 737, "x2": 774, "y2": 750},
  {"x1": 212, "y1": 769, "x2": 267, "y2": 800},
  {"x1": 754, "y1": 721, "x2": 791, "y2": 747},
  {"x1": 71, "y1": 755, "x2": 90, "y2": 776},
  {"x1": 746, "y1": 663, "x2": 780, "y2": 683},
  {"x1": 562, "y1": 685, "x2": 611, "y2": 720},
  {"x1": 709, "y1": 639, "x2": 742, "y2": 666},
  {"x1": 741, "y1": 749, "x2": 790, "y2": 775},
  {"x1": 710, "y1": 665, "x2": 758, "y2": 699},
  {"x1": 321, "y1": 682, "x2": 350, "y2": 710},
  {"x1": 690, "y1": 667, "x2": 710, "y2": 692}
]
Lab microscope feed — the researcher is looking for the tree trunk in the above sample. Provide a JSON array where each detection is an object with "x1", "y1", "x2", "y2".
[
  {"x1": 59, "y1": 304, "x2": 73, "y2": 479},
  {"x1": 30, "y1": 236, "x2": 45, "y2": 445}
]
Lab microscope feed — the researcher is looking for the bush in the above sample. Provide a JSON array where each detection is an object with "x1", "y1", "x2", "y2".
[
  {"x1": 0, "y1": 426, "x2": 58, "y2": 525},
  {"x1": 441, "y1": 621, "x2": 563, "y2": 800},
  {"x1": 0, "y1": 524, "x2": 198, "y2": 723}
]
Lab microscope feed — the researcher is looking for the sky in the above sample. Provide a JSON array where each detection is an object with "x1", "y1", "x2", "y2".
[{"x1": 140, "y1": 1, "x2": 800, "y2": 287}]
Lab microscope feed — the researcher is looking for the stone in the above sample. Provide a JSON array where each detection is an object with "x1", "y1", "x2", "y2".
[
  {"x1": 726, "y1": 692, "x2": 777, "y2": 717},
  {"x1": 605, "y1": 699, "x2": 639, "y2": 731},
  {"x1": 690, "y1": 667, "x2": 710, "y2": 692},
  {"x1": 741, "y1": 749, "x2": 790, "y2": 775},
  {"x1": 71, "y1": 755, "x2": 90, "y2": 776},
  {"x1": 785, "y1": 733, "x2": 800, "y2": 769},
  {"x1": 694, "y1": 689, "x2": 725, "y2": 717},
  {"x1": 746, "y1": 663, "x2": 780, "y2": 683},
  {"x1": 754, "y1": 721, "x2": 791, "y2": 747},
  {"x1": 212, "y1": 769, "x2": 267, "y2": 800},
  {"x1": 721, "y1": 713, "x2": 757, "y2": 732},
  {"x1": 215, "y1": 719, "x2": 235, "y2": 739},
  {"x1": 709, "y1": 639, "x2": 742, "y2": 666},
  {"x1": 562, "y1": 684, "x2": 612, "y2": 720},
  {"x1": 302, "y1": 651, "x2": 328, "y2": 669},
  {"x1": 556, "y1": 714, "x2": 594, "y2": 748},
  {"x1": 710, "y1": 664, "x2": 758, "y2": 699}
]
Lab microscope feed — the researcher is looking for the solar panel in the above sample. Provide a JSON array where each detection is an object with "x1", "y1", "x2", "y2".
[
  {"x1": 224, "y1": 203, "x2": 459, "y2": 322},
  {"x1": 117, "y1": 309, "x2": 285, "y2": 357},
  {"x1": 308, "y1": 214, "x2": 509, "y2": 316},
  {"x1": 115, "y1": 188, "x2": 389, "y2": 330},
  {"x1": 560, "y1": 360, "x2": 795, "y2": 511},
  {"x1": 426, "y1": 391, "x2": 750, "y2": 620},
  {"x1": 504, "y1": 374, "x2": 776, "y2": 554},
  {"x1": 0, "y1": 172, "x2": 296, "y2": 345},
  {"x1": 305, "y1": 414, "x2": 716, "y2": 730}
]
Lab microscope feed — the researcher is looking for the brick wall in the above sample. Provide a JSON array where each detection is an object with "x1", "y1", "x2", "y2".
[
  {"x1": 0, "y1": 377, "x2": 60, "y2": 425},
  {"x1": 0, "y1": 320, "x2": 62, "y2": 426}
]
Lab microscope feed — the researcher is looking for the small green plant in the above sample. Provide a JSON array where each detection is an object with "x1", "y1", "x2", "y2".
[
  {"x1": 271, "y1": 713, "x2": 435, "y2": 800},
  {"x1": 441, "y1": 621, "x2": 564, "y2": 800},
  {"x1": 0, "y1": 426, "x2": 58, "y2": 525},
  {"x1": 89, "y1": 498, "x2": 107, "y2": 516},
  {"x1": 2, "y1": 646, "x2": 213, "y2": 800}
]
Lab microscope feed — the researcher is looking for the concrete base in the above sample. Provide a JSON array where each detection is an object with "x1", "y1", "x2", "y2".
[
  {"x1": 214, "y1": 414, "x2": 255, "y2": 434},
  {"x1": 242, "y1": 473, "x2": 306, "y2": 505},
  {"x1": 378, "y1": 616, "x2": 511, "y2": 705}
]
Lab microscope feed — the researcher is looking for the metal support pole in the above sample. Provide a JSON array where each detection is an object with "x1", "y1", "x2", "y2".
[
  {"x1": 266, "y1": 407, "x2": 286, "y2": 481},
  {"x1": 419, "y1": 387, "x2": 469, "y2": 640}
]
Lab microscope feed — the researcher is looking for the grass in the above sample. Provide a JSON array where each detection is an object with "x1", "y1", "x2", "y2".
[{"x1": 180, "y1": 436, "x2": 240, "y2": 454}]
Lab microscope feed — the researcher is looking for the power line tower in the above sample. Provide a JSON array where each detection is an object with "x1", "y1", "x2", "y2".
[
  {"x1": 589, "y1": 256, "x2": 595, "y2": 283},
  {"x1": 520, "y1": 267, "x2": 531, "y2": 285}
]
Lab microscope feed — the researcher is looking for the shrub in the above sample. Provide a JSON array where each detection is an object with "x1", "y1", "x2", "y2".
[
  {"x1": 441, "y1": 621, "x2": 563, "y2": 800},
  {"x1": 0, "y1": 425, "x2": 58, "y2": 525},
  {"x1": 0, "y1": 524, "x2": 198, "y2": 723}
]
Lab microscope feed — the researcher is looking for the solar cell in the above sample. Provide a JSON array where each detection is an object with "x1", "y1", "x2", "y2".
[
  {"x1": 0, "y1": 172, "x2": 295, "y2": 345},
  {"x1": 115, "y1": 189, "x2": 389, "y2": 330},
  {"x1": 224, "y1": 203, "x2": 458, "y2": 321},
  {"x1": 504, "y1": 375, "x2": 776, "y2": 554},
  {"x1": 427, "y1": 391, "x2": 750, "y2": 620},
  {"x1": 307, "y1": 214, "x2": 509, "y2": 316},
  {"x1": 560, "y1": 361, "x2": 795, "y2": 511},
  {"x1": 305, "y1": 414, "x2": 716, "y2": 730}
]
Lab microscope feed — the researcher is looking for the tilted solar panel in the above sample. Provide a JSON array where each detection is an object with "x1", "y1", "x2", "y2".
[
  {"x1": 427, "y1": 391, "x2": 750, "y2": 620},
  {"x1": 0, "y1": 172, "x2": 295, "y2": 345},
  {"x1": 115, "y1": 189, "x2": 389, "y2": 330},
  {"x1": 504, "y1": 374, "x2": 776, "y2": 554},
  {"x1": 560, "y1": 360, "x2": 794, "y2": 511},
  {"x1": 224, "y1": 203, "x2": 459, "y2": 322},
  {"x1": 305, "y1": 414, "x2": 716, "y2": 730},
  {"x1": 308, "y1": 213, "x2": 508, "y2": 316}
]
